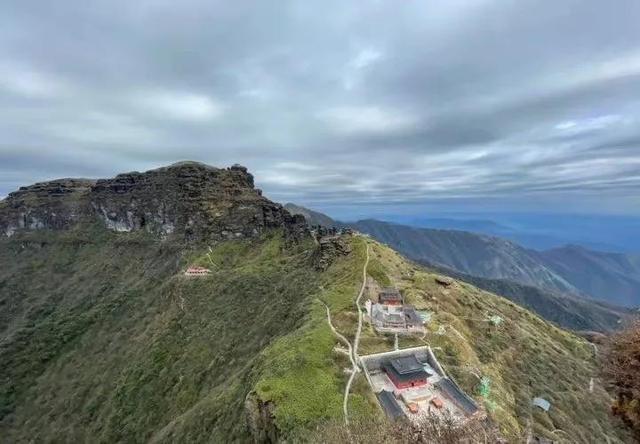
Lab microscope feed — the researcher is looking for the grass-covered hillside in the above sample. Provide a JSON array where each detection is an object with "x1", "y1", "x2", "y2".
[
  {"x1": 424, "y1": 264, "x2": 630, "y2": 333},
  {"x1": 285, "y1": 204, "x2": 631, "y2": 333},
  {"x1": 0, "y1": 226, "x2": 630, "y2": 442},
  {"x1": 252, "y1": 237, "x2": 631, "y2": 443},
  {"x1": 0, "y1": 225, "x2": 350, "y2": 442}
]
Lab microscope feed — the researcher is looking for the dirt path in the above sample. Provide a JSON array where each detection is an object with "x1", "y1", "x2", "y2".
[
  {"x1": 352, "y1": 242, "x2": 370, "y2": 363},
  {"x1": 321, "y1": 301, "x2": 356, "y2": 370},
  {"x1": 343, "y1": 240, "x2": 370, "y2": 425}
]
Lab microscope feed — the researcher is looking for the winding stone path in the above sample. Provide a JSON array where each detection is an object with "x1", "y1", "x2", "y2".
[
  {"x1": 322, "y1": 302, "x2": 356, "y2": 370},
  {"x1": 343, "y1": 240, "x2": 370, "y2": 425},
  {"x1": 320, "y1": 237, "x2": 370, "y2": 426}
]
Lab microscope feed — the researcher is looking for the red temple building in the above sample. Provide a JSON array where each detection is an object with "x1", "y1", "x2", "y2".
[
  {"x1": 378, "y1": 287, "x2": 403, "y2": 305},
  {"x1": 382, "y1": 355, "x2": 428, "y2": 389}
]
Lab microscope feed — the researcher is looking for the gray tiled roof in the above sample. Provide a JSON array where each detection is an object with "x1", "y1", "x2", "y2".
[
  {"x1": 379, "y1": 287, "x2": 402, "y2": 301},
  {"x1": 383, "y1": 359, "x2": 428, "y2": 383},
  {"x1": 403, "y1": 305, "x2": 422, "y2": 326},
  {"x1": 376, "y1": 390, "x2": 405, "y2": 420},
  {"x1": 390, "y1": 355, "x2": 423, "y2": 374},
  {"x1": 435, "y1": 378, "x2": 479, "y2": 415}
]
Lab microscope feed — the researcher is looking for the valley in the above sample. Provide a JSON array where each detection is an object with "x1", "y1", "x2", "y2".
[{"x1": 286, "y1": 204, "x2": 638, "y2": 333}]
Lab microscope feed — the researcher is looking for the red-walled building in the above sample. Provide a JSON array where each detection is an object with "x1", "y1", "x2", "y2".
[
  {"x1": 378, "y1": 287, "x2": 403, "y2": 305},
  {"x1": 382, "y1": 355, "x2": 428, "y2": 389},
  {"x1": 184, "y1": 266, "x2": 211, "y2": 276}
]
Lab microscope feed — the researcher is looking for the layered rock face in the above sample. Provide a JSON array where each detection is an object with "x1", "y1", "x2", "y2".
[
  {"x1": 313, "y1": 235, "x2": 352, "y2": 270},
  {"x1": 0, "y1": 179, "x2": 96, "y2": 236},
  {"x1": 0, "y1": 162, "x2": 307, "y2": 241}
]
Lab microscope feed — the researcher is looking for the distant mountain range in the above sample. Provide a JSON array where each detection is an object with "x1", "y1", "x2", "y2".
[
  {"x1": 425, "y1": 263, "x2": 630, "y2": 333},
  {"x1": 284, "y1": 203, "x2": 335, "y2": 228},
  {"x1": 286, "y1": 203, "x2": 640, "y2": 311},
  {"x1": 349, "y1": 219, "x2": 577, "y2": 293},
  {"x1": 540, "y1": 245, "x2": 640, "y2": 307},
  {"x1": 387, "y1": 213, "x2": 640, "y2": 253},
  {"x1": 0, "y1": 164, "x2": 632, "y2": 442}
]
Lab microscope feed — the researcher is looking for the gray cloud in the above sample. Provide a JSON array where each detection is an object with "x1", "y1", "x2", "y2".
[{"x1": 1, "y1": 0, "x2": 639, "y2": 216}]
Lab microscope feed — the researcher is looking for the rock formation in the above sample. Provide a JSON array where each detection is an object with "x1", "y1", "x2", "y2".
[
  {"x1": 313, "y1": 235, "x2": 351, "y2": 270},
  {"x1": 0, "y1": 162, "x2": 307, "y2": 242},
  {"x1": 434, "y1": 275, "x2": 454, "y2": 287},
  {"x1": 244, "y1": 392, "x2": 279, "y2": 443},
  {"x1": 0, "y1": 178, "x2": 95, "y2": 236}
]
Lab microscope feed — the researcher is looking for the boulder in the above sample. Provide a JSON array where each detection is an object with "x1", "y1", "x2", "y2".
[{"x1": 435, "y1": 276, "x2": 454, "y2": 287}]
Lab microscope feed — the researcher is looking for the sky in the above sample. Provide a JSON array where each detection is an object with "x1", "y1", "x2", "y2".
[{"x1": 1, "y1": 0, "x2": 639, "y2": 218}]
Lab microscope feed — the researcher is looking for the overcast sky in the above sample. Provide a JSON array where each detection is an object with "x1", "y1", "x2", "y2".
[{"x1": 1, "y1": 0, "x2": 639, "y2": 217}]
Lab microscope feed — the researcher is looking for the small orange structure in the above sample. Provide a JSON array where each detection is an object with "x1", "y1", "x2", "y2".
[
  {"x1": 430, "y1": 397, "x2": 444, "y2": 409},
  {"x1": 184, "y1": 266, "x2": 211, "y2": 276},
  {"x1": 408, "y1": 402, "x2": 419, "y2": 414}
]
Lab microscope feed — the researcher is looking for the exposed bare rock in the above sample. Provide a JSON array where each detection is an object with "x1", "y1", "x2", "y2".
[
  {"x1": 435, "y1": 275, "x2": 454, "y2": 287},
  {"x1": 244, "y1": 392, "x2": 279, "y2": 443},
  {"x1": 313, "y1": 235, "x2": 351, "y2": 270},
  {"x1": 0, "y1": 179, "x2": 95, "y2": 237},
  {"x1": 0, "y1": 161, "x2": 308, "y2": 243}
]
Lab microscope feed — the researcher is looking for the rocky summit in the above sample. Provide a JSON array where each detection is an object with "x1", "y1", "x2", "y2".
[
  {"x1": 0, "y1": 161, "x2": 307, "y2": 242},
  {"x1": 0, "y1": 163, "x2": 633, "y2": 443}
]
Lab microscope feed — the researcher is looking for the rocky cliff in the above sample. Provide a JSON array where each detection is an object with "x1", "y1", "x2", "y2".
[
  {"x1": 0, "y1": 161, "x2": 307, "y2": 242},
  {"x1": 0, "y1": 178, "x2": 95, "y2": 236}
]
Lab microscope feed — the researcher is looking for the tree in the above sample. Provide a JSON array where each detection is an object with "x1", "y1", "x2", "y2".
[{"x1": 602, "y1": 321, "x2": 640, "y2": 438}]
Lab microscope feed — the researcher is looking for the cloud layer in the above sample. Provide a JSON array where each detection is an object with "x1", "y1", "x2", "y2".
[{"x1": 1, "y1": 0, "x2": 639, "y2": 216}]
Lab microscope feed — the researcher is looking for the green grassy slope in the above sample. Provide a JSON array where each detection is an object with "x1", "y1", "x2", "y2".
[
  {"x1": 0, "y1": 228, "x2": 630, "y2": 442},
  {"x1": 0, "y1": 226, "x2": 337, "y2": 442},
  {"x1": 286, "y1": 204, "x2": 630, "y2": 333},
  {"x1": 249, "y1": 239, "x2": 379, "y2": 440},
  {"x1": 422, "y1": 263, "x2": 630, "y2": 333},
  {"x1": 253, "y1": 237, "x2": 631, "y2": 442}
]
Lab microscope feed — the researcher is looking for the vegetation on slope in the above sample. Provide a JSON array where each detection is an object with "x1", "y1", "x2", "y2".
[
  {"x1": 250, "y1": 238, "x2": 379, "y2": 440},
  {"x1": 361, "y1": 242, "x2": 629, "y2": 442},
  {"x1": 602, "y1": 321, "x2": 640, "y2": 439},
  {"x1": 0, "y1": 225, "x2": 328, "y2": 442},
  {"x1": 424, "y1": 263, "x2": 631, "y2": 333},
  {"x1": 0, "y1": 225, "x2": 630, "y2": 442},
  {"x1": 310, "y1": 414, "x2": 502, "y2": 443},
  {"x1": 253, "y1": 237, "x2": 630, "y2": 442},
  {"x1": 286, "y1": 203, "x2": 631, "y2": 333}
]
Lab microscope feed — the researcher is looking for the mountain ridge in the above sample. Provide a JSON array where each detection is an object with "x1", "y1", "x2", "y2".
[
  {"x1": 0, "y1": 166, "x2": 633, "y2": 442},
  {"x1": 1, "y1": 162, "x2": 307, "y2": 242},
  {"x1": 349, "y1": 219, "x2": 578, "y2": 294},
  {"x1": 285, "y1": 203, "x2": 639, "y2": 326},
  {"x1": 540, "y1": 245, "x2": 640, "y2": 307},
  {"x1": 283, "y1": 203, "x2": 336, "y2": 228},
  {"x1": 285, "y1": 203, "x2": 640, "y2": 308},
  {"x1": 421, "y1": 260, "x2": 631, "y2": 333}
]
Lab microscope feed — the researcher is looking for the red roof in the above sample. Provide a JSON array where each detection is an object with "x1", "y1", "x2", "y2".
[{"x1": 185, "y1": 266, "x2": 211, "y2": 274}]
